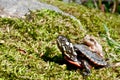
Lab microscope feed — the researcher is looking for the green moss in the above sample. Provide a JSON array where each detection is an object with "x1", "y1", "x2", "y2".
[
  {"x1": 0, "y1": 1, "x2": 120, "y2": 79},
  {"x1": 42, "y1": 0, "x2": 120, "y2": 38},
  {"x1": 0, "y1": 9, "x2": 84, "y2": 79}
]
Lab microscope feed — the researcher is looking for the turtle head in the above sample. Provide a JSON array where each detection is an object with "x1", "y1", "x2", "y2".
[
  {"x1": 57, "y1": 35, "x2": 77, "y2": 61},
  {"x1": 57, "y1": 35, "x2": 71, "y2": 53}
]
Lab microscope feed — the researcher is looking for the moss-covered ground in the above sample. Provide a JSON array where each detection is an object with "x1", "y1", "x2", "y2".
[{"x1": 0, "y1": 0, "x2": 120, "y2": 80}]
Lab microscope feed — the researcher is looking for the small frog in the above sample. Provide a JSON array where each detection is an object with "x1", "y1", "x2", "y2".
[{"x1": 83, "y1": 35, "x2": 104, "y2": 57}]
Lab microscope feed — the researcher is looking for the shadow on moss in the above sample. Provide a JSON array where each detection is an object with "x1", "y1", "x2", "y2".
[
  {"x1": 41, "y1": 47, "x2": 64, "y2": 64},
  {"x1": 41, "y1": 46, "x2": 82, "y2": 71}
]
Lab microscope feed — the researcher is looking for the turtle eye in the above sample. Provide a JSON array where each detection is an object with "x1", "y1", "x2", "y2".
[{"x1": 65, "y1": 41, "x2": 69, "y2": 45}]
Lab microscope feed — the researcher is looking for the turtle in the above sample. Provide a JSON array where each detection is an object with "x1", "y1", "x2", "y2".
[{"x1": 57, "y1": 35, "x2": 108, "y2": 75}]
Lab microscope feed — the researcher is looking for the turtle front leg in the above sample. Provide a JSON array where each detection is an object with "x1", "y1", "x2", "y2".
[{"x1": 81, "y1": 60, "x2": 91, "y2": 76}]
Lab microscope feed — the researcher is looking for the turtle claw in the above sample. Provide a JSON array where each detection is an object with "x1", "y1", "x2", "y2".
[{"x1": 83, "y1": 71, "x2": 91, "y2": 76}]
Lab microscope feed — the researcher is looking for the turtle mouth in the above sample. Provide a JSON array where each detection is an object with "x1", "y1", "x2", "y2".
[{"x1": 56, "y1": 35, "x2": 70, "y2": 53}]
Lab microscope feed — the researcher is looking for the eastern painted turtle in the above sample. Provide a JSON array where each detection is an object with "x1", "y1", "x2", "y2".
[{"x1": 57, "y1": 35, "x2": 108, "y2": 75}]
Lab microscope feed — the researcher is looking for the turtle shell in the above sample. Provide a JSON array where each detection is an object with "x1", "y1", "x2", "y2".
[{"x1": 74, "y1": 44, "x2": 108, "y2": 67}]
